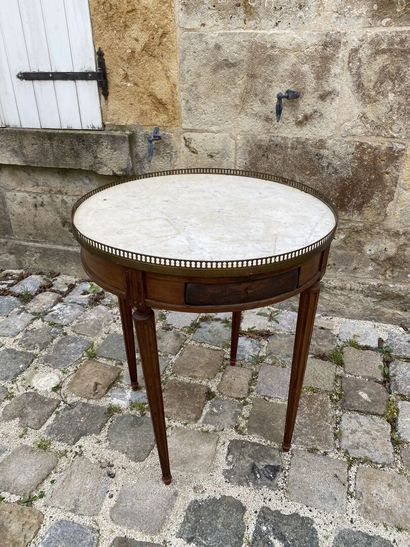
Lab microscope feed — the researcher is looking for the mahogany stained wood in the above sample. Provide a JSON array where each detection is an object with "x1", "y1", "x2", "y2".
[
  {"x1": 230, "y1": 311, "x2": 242, "y2": 366},
  {"x1": 118, "y1": 297, "x2": 139, "y2": 390}
]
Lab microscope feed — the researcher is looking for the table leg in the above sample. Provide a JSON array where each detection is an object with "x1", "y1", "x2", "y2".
[
  {"x1": 283, "y1": 281, "x2": 321, "y2": 451},
  {"x1": 118, "y1": 297, "x2": 139, "y2": 390},
  {"x1": 133, "y1": 306, "x2": 172, "y2": 485},
  {"x1": 230, "y1": 311, "x2": 242, "y2": 366}
]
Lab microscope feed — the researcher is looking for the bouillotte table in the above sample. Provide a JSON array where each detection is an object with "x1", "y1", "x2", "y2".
[{"x1": 72, "y1": 168, "x2": 337, "y2": 485}]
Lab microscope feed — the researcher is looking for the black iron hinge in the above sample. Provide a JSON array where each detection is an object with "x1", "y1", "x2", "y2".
[{"x1": 17, "y1": 48, "x2": 109, "y2": 99}]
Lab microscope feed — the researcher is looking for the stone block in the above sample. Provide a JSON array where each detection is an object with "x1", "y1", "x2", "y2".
[
  {"x1": 341, "y1": 412, "x2": 393, "y2": 463},
  {"x1": 44, "y1": 303, "x2": 84, "y2": 326},
  {"x1": 164, "y1": 379, "x2": 210, "y2": 422},
  {"x1": 328, "y1": 1, "x2": 410, "y2": 28},
  {"x1": 218, "y1": 366, "x2": 252, "y2": 398},
  {"x1": 0, "y1": 348, "x2": 35, "y2": 381},
  {"x1": 43, "y1": 335, "x2": 91, "y2": 369},
  {"x1": 0, "y1": 310, "x2": 34, "y2": 337},
  {"x1": 342, "y1": 376, "x2": 388, "y2": 415},
  {"x1": 0, "y1": 128, "x2": 132, "y2": 175},
  {"x1": 309, "y1": 327, "x2": 338, "y2": 358},
  {"x1": 224, "y1": 439, "x2": 281, "y2": 489},
  {"x1": 111, "y1": 540, "x2": 162, "y2": 547},
  {"x1": 0, "y1": 190, "x2": 12, "y2": 236},
  {"x1": 202, "y1": 397, "x2": 242, "y2": 429},
  {"x1": 64, "y1": 282, "x2": 96, "y2": 306},
  {"x1": 0, "y1": 503, "x2": 43, "y2": 547},
  {"x1": 2, "y1": 392, "x2": 59, "y2": 429},
  {"x1": 390, "y1": 360, "x2": 410, "y2": 396},
  {"x1": 252, "y1": 507, "x2": 319, "y2": 547},
  {"x1": 248, "y1": 398, "x2": 287, "y2": 444},
  {"x1": 256, "y1": 364, "x2": 290, "y2": 400},
  {"x1": 68, "y1": 360, "x2": 121, "y2": 399},
  {"x1": 173, "y1": 344, "x2": 222, "y2": 380},
  {"x1": 48, "y1": 457, "x2": 109, "y2": 516},
  {"x1": 51, "y1": 274, "x2": 77, "y2": 293},
  {"x1": 241, "y1": 309, "x2": 271, "y2": 332},
  {"x1": 179, "y1": 132, "x2": 235, "y2": 169},
  {"x1": 157, "y1": 329, "x2": 187, "y2": 354},
  {"x1": 0, "y1": 445, "x2": 57, "y2": 495},
  {"x1": 110, "y1": 479, "x2": 178, "y2": 535},
  {"x1": 237, "y1": 337, "x2": 263, "y2": 362},
  {"x1": 288, "y1": 451, "x2": 347, "y2": 513},
  {"x1": 0, "y1": 295, "x2": 20, "y2": 316},
  {"x1": 401, "y1": 444, "x2": 410, "y2": 470},
  {"x1": 191, "y1": 319, "x2": 231, "y2": 346},
  {"x1": 178, "y1": 496, "x2": 245, "y2": 547},
  {"x1": 304, "y1": 357, "x2": 336, "y2": 391},
  {"x1": 97, "y1": 333, "x2": 127, "y2": 362},
  {"x1": 46, "y1": 402, "x2": 108, "y2": 444},
  {"x1": 107, "y1": 415, "x2": 155, "y2": 462},
  {"x1": 398, "y1": 401, "x2": 410, "y2": 442},
  {"x1": 168, "y1": 428, "x2": 218, "y2": 474},
  {"x1": 266, "y1": 333, "x2": 295, "y2": 364},
  {"x1": 181, "y1": 31, "x2": 343, "y2": 136},
  {"x1": 131, "y1": 129, "x2": 178, "y2": 174},
  {"x1": 26, "y1": 292, "x2": 60, "y2": 314},
  {"x1": 72, "y1": 305, "x2": 113, "y2": 337},
  {"x1": 40, "y1": 520, "x2": 99, "y2": 547},
  {"x1": 294, "y1": 393, "x2": 334, "y2": 450},
  {"x1": 332, "y1": 528, "x2": 392, "y2": 547},
  {"x1": 237, "y1": 135, "x2": 405, "y2": 219},
  {"x1": 356, "y1": 467, "x2": 410, "y2": 530},
  {"x1": 10, "y1": 274, "x2": 47, "y2": 295},
  {"x1": 19, "y1": 324, "x2": 60, "y2": 352},
  {"x1": 0, "y1": 386, "x2": 8, "y2": 403},
  {"x1": 30, "y1": 370, "x2": 62, "y2": 392},
  {"x1": 344, "y1": 31, "x2": 409, "y2": 138},
  {"x1": 165, "y1": 311, "x2": 198, "y2": 329},
  {"x1": 344, "y1": 347, "x2": 384, "y2": 380}
]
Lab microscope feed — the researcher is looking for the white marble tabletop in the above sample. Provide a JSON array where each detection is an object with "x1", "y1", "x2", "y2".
[{"x1": 73, "y1": 173, "x2": 336, "y2": 263}]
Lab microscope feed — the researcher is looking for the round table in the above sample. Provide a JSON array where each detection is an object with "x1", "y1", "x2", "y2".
[{"x1": 72, "y1": 168, "x2": 337, "y2": 485}]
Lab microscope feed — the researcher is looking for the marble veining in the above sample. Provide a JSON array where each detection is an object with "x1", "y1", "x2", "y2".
[{"x1": 73, "y1": 174, "x2": 336, "y2": 262}]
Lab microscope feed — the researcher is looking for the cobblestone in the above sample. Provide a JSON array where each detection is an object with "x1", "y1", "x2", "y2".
[
  {"x1": 341, "y1": 412, "x2": 393, "y2": 463},
  {"x1": 44, "y1": 303, "x2": 84, "y2": 325},
  {"x1": 248, "y1": 398, "x2": 287, "y2": 444},
  {"x1": 266, "y1": 333, "x2": 295, "y2": 364},
  {"x1": 111, "y1": 539, "x2": 162, "y2": 547},
  {"x1": 164, "y1": 379, "x2": 210, "y2": 422},
  {"x1": 0, "y1": 310, "x2": 34, "y2": 337},
  {"x1": 342, "y1": 376, "x2": 388, "y2": 415},
  {"x1": 68, "y1": 359, "x2": 121, "y2": 399},
  {"x1": 26, "y1": 291, "x2": 59, "y2": 314},
  {"x1": 398, "y1": 401, "x2": 410, "y2": 443},
  {"x1": 19, "y1": 324, "x2": 60, "y2": 351},
  {"x1": 0, "y1": 295, "x2": 20, "y2": 316},
  {"x1": 294, "y1": 393, "x2": 334, "y2": 450},
  {"x1": 97, "y1": 333, "x2": 127, "y2": 362},
  {"x1": 10, "y1": 274, "x2": 47, "y2": 295},
  {"x1": 165, "y1": 311, "x2": 198, "y2": 329},
  {"x1": 304, "y1": 357, "x2": 336, "y2": 391},
  {"x1": 43, "y1": 335, "x2": 91, "y2": 369},
  {"x1": 252, "y1": 507, "x2": 319, "y2": 547},
  {"x1": 173, "y1": 344, "x2": 222, "y2": 379},
  {"x1": 344, "y1": 347, "x2": 384, "y2": 380},
  {"x1": 309, "y1": 327, "x2": 338, "y2": 358},
  {"x1": 218, "y1": 366, "x2": 252, "y2": 398},
  {"x1": 46, "y1": 402, "x2": 108, "y2": 444},
  {"x1": 30, "y1": 369, "x2": 62, "y2": 391},
  {"x1": 390, "y1": 360, "x2": 410, "y2": 396},
  {"x1": 256, "y1": 364, "x2": 290, "y2": 400},
  {"x1": 168, "y1": 428, "x2": 218, "y2": 474},
  {"x1": 72, "y1": 305, "x2": 112, "y2": 338},
  {"x1": 202, "y1": 397, "x2": 242, "y2": 429},
  {"x1": 107, "y1": 415, "x2": 155, "y2": 462},
  {"x1": 0, "y1": 503, "x2": 43, "y2": 547},
  {"x1": 157, "y1": 329, "x2": 187, "y2": 354},
  {"x1": 191, "y1": 320, "x2": 230, "y2": 346},
  {"x1": 40, "y1": 519, "x2": 99, "y2": 547},
  {"x1": 64, "y1": 281, "x2": 95, "y2": 306},
  {"x1": 0, "y1": 348, "x2": 35, "y2": 381},
  {"x1": 2, "y1": 392, "x2": 59, "y2": 428},
  {"x1": 333, "y1": 529, "x2": 392, "y2": 547}
]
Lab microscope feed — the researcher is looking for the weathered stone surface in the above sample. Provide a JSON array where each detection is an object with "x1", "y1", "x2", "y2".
[
  {"x1": 252, "y1": 507, "x2": 319, "y2": 547},
  {"x1": 344, "y1": 31, "x2": 409, "y2": 138},
  {"x1": 0, "y1": 445, "x2": 57, "y2": 495},
  {"x1": 30, "y1": 369, "x2": 62, "y2": 392},
  {"x1": 178, "y1": 496, "x2": 245, "y2": 547},
  {"x1": 294, "y1": 393, "x2": 334, "y2": 450},
  {"x1": 0, "y1": 386, "x2": 8, "y2": 403},
  {"x1": 390, "y1": 360, "x2": 410, "y2": 396},
  {"x1": 237, "y1": 337, "x2": 263, "y2": 362},
  {"x1": 68, "y1": 360, "x2": 121, "y2": 399},
  {"x1": 202, "y1": 397, "x2": 242, "y2": 429},
  {"x1": 237, "y1": 135, "x2": 405, "y2": 220},
  {"x1": 401, "y1": 444, "x2": 410, "y2": 470},
  {"x1": 72, "y1": 305, "x2": 112, "y2": 337},
  {"x1": 0, "y1": 128, "x2": 132, "y2": 175},
  {"x1": 309, "y1": 327, "x2": 338, "y2": 358},
  {"x1": 2, "y1": 392, "x2": 59, "y2": 429},
  {"x1": 44, "y1": 303, "x2": 84, "y2": 326},
  {"x1": 111, "y1": 479, "x2": 178, "y2": 534},
  {"x1": 398, "y1": 401, "x2": 410, "y2": 442},
  {"x1": 329, "y1": 1, "x2": 410, "y2": 28},
  {"x1": 19, "y1": 324, "x2": 60, "y2": 351},
  {"x1": 241, "y1": 309, "x2": 271, "y2": 331},
  {"x1": 108, "y1": 415, "x2": 155, "y2": 462},
  {"x1": 43, "y1": 335, "x2": 90, "y2": 369},
  {"x1": 342, "y1": 376, "x2": 388, "y2": 415},
  {"x1": 344, "y1": 347, "x2": 383, "y2": 380},
  {"x1": 41, "y1": 520, "x2": 99, "y2": 547},
  {"x1": 51, "y1": 274, "x2": 77, "y2": 293},
  {"x1": 266, "y1": 333, "x2": 295, "y2": 364},
  {"x1": 64, "y1": 281, "x2": 95, "y2": 306},
  {"x1": 0, "y1": 310, "x2": 34, "y2": 337},
  {"x1": 218, "y1": 366, "x2": 252, "y2": 398},
  {"x1": 0, "y1": 348, "x2": 35, "y2": 381},
  {"x1": 0, "y1": 503, "x2": 43, "y2": 547},
  {"x1": 111, "y1": 539, "x2": 162, "y2": 547},
  {"x1": 332, "y1": 528, "x2": 392, "y2": 547},
  {"x1": 304, "y1": 357, "x2": 336, "y2": 391},
  {"x1": 256, "y1": 364, "x2": 290, "y2": 400},
  {"x1": 173, "y1": 344, "x2": 222, "y2": 380},
  {"x1": 164, "y1": 379, "x2": 210, "y2": 422},
  {"x1": 271, "y1": 310, "x2": 298, "y2": 333},
  {"x1": 338, "y1": 319, "x2": 389, "y2": 348},
  {"x1": 97, "y1": 333, "x2": 127, "y2": 362},
  {"x1": 48, "y1": 457, "x2": 109, "y2": 516},
  {"x1": 131, "y1": 129, "x2": 178, "y2": 174},
  {"x1": 248, "y1": 398, "x2": 287, "y2": 444},
  {"x1": 288, "y1": 451, "x2": 347, "y2": 513},
  {"x1": 10, "y1": 274, "x2": 47, "y2": 295},
  {"x1": 89, "y1": 0, "x2": 179, "y2": 127},
  {"x1": 224, "y1": 439, "x2": 281, "y2": 489},
  {"x1": 341, "y1": 412, "x2": 393, "y2": 463},
  {"x1": 356, "y1": 467, "x2": 410, "y2": 530},
  {"x1": 46, "y1": 402, "x2": 108, "y2": 444},
  {"x1": 165, "y1": 311, "x2": 198, "y2": 329},
  {"x1": 108, "y1": 385, "x2": 148, "y2": 408},
  {"x1": 157, "y1": 328, "x2": 187, "y2": 355},
  {"x1": 26, "y1": 291, "x2": 59, "y2": 314},
  {"x1": 0, "y1": 190, "x2": 12, "y2": 236},
  {"x1": 191, "y1": 320, "x2": 230, "y2": 346},
  {"x1": 0, "y1": 295, "x2": 20, "y2": 316},
  {"x1": 181, "y1": 32, "x2": 342, "y2": 136},
  {"x1": 168, "y1": 428, "x2": 218, "y2": 474},
  {"x1": 179, "y1": 132, "x2": 235, "y2": 169}
]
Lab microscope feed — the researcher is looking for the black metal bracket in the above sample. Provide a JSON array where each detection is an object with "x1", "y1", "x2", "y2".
[
  {"x1": 17, "y1": 47, "x2": 109, "y2": 99},
  {"x1": 276, "y1": 89, "x2": 300, "y2": 122},
  {"x1": 147, "y1": 127, "x2": 162, "y2": 162}
]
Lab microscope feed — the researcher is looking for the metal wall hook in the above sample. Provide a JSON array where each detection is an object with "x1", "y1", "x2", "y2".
[
  {"x1": 276, "y1": 89, "x2": 300, "y2": 122},
  {"x1": 147, "y1": 127, "x2": 162, "y2": 162}
]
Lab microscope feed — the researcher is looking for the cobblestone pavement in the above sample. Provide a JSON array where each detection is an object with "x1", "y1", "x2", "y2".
[{"x1": 0, "y1": 269, "x2": 410, "y2": 546}]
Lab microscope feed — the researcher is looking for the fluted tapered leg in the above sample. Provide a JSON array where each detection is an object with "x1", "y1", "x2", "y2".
[
  {"x1": 230, "y1": 311, "x2": 242, "y2": 366},
  {"x1": 118, "y1": 297, "x2": 139, "y2": 390}
]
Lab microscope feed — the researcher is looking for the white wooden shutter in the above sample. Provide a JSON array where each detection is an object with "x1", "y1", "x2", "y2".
[{"x1": 0, "y1": 0, "x2": 103, "y2": 129}]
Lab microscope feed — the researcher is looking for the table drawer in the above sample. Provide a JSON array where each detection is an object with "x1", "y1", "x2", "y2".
[{"x1": 185, "y1": 269, "x2": 299, "y2": 306}]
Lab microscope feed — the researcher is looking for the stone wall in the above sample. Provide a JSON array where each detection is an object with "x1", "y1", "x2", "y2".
[{"x1": 0, "y1": 1, "x2": 409, "y2": 315}]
